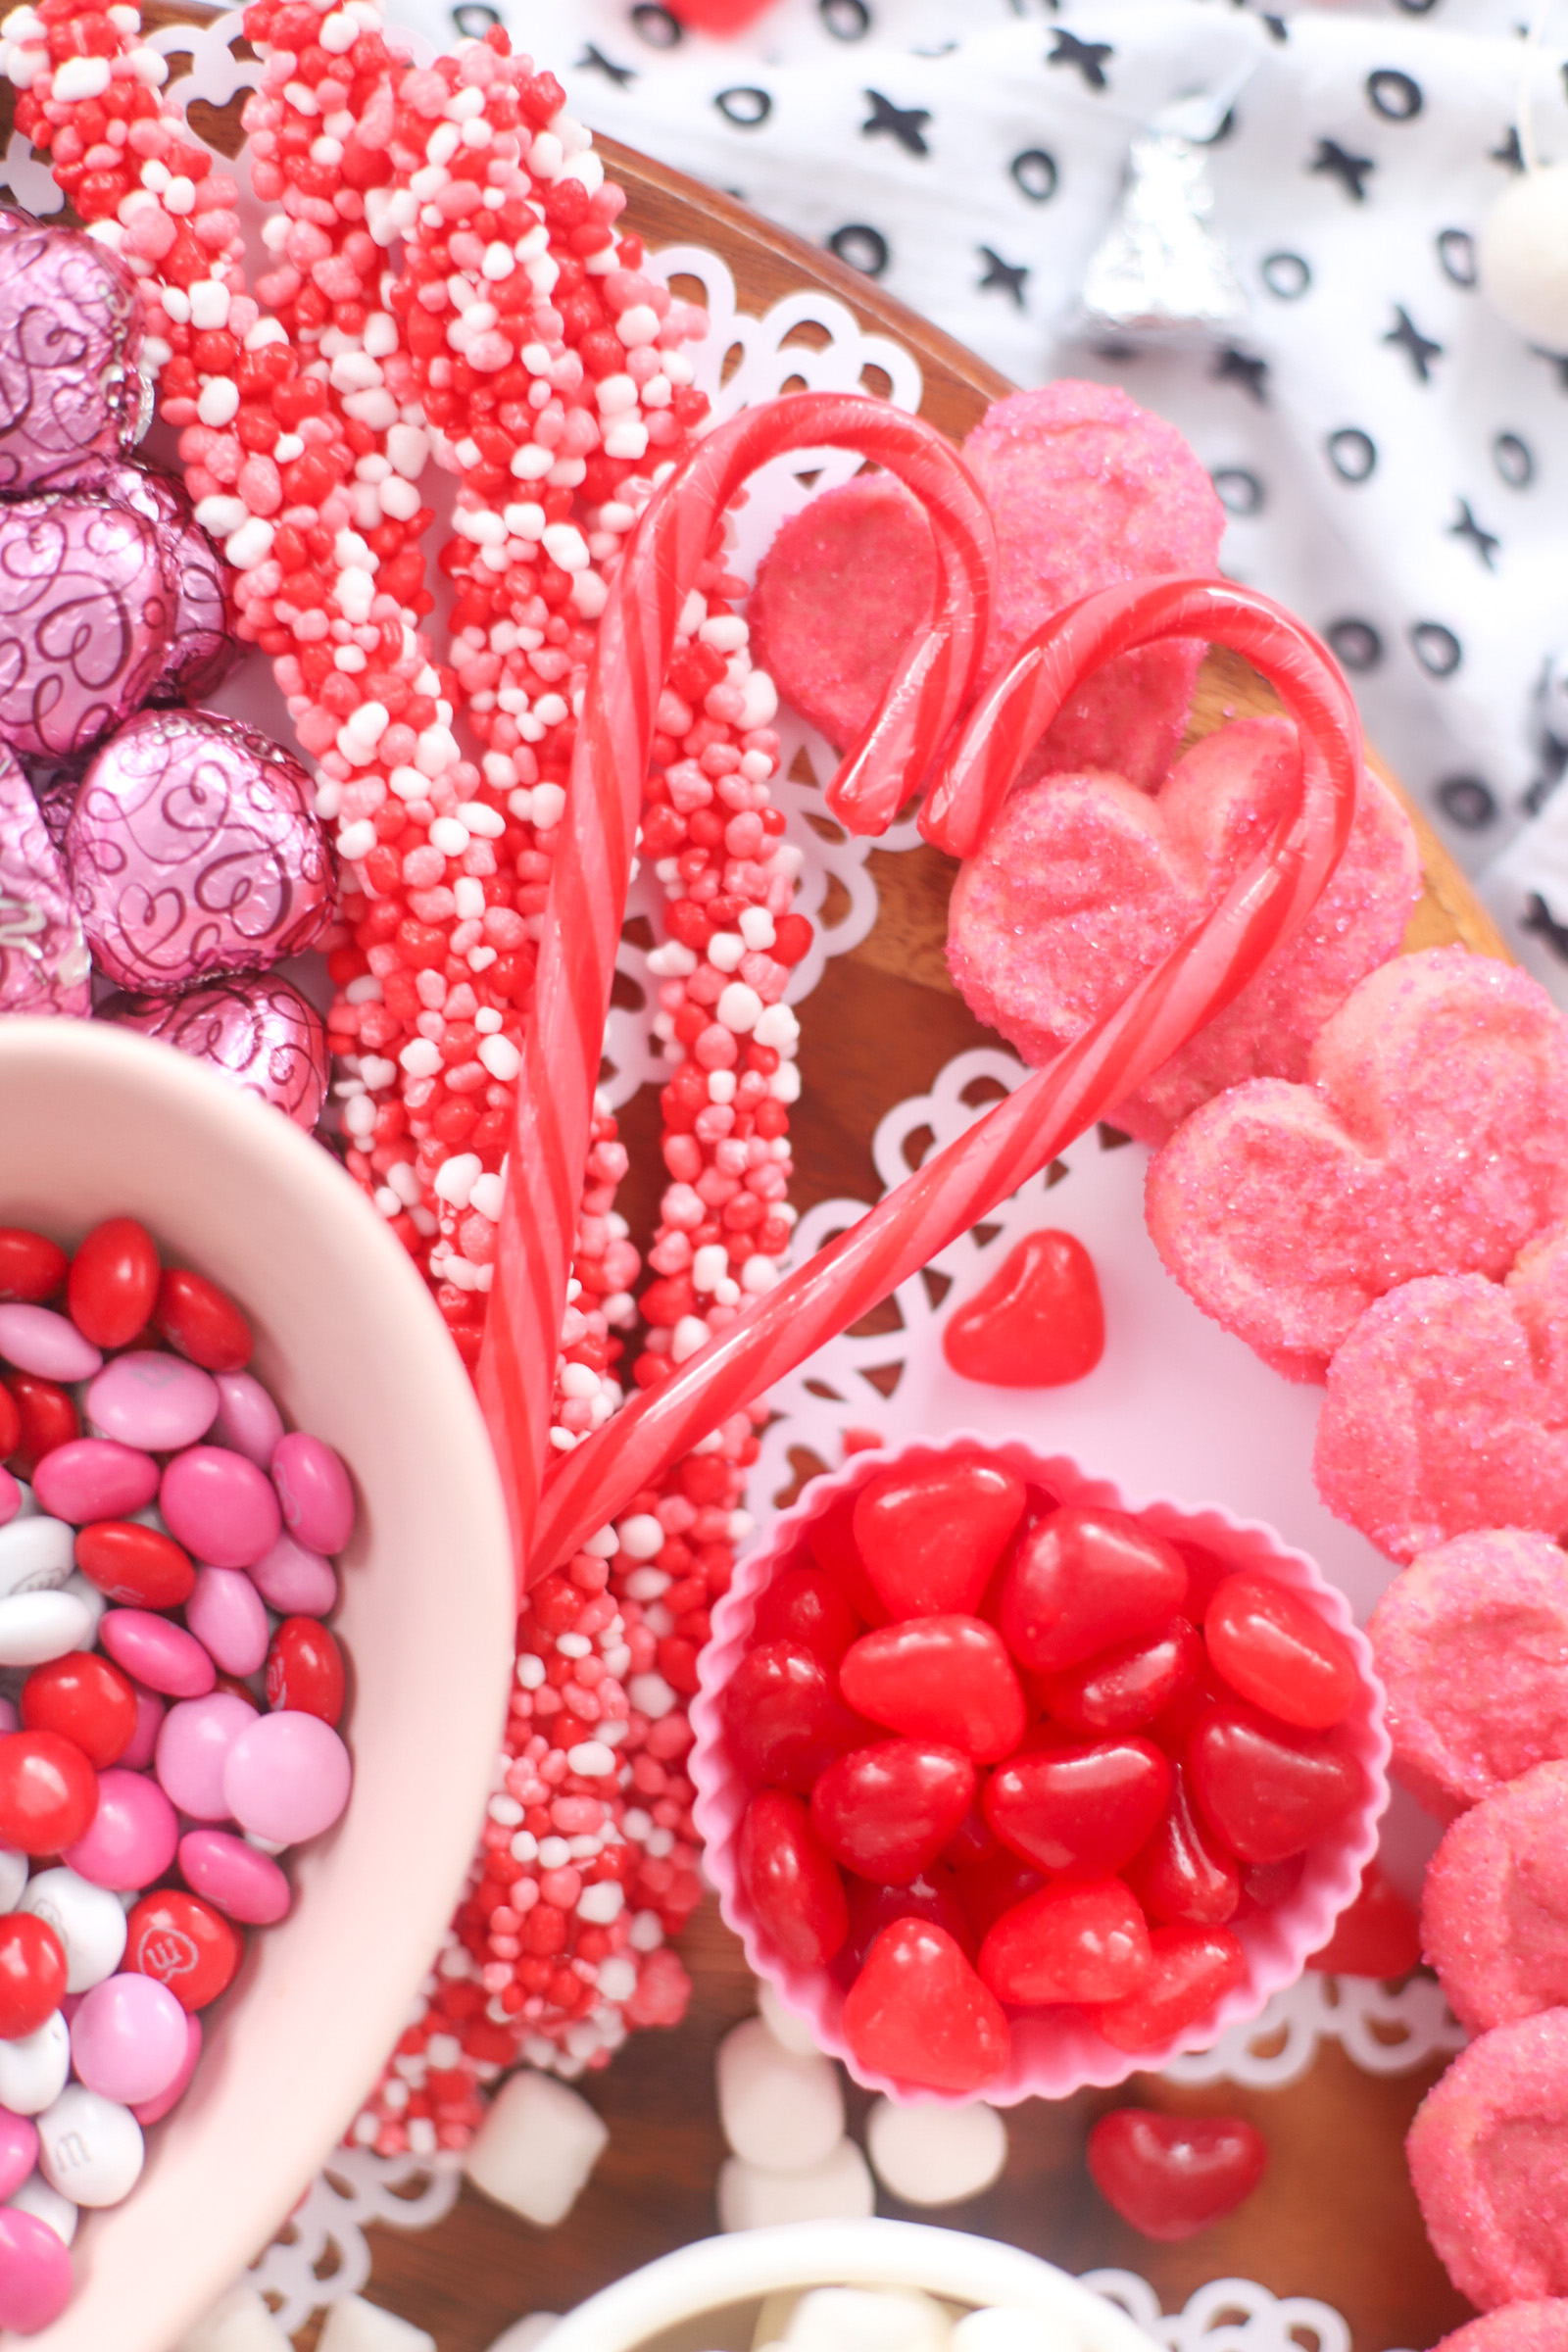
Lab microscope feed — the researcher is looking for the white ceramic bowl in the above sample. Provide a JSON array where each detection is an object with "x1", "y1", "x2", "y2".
[
  {"x1": 536, "y1": 2220, "x2": 1153, "y2": 2352},
  {"x1": 0, "y1": 1017, "x2": 514, "y2": 2352}
]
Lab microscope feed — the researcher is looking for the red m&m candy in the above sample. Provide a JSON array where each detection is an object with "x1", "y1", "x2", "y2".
[
  {"x1": 67, "y1": 1218, "x2": 160, "y2": 1350},
  {"x1": 125, "y1": 1889, "x2": 240, "y2": 2011},
  {"x1": 0, "y1": 1729, "x2": 98, "y2": 1853},
  {"x1": 155, "y1": 1268, "x2": 253, "y2": 1374},
  {"x1": 0, "y1": 1911, "x2": 67, "y2": 2039},
  {"x1": 0, "y1": 1228, "x2": 66, "y2": 1305},
  {"x1": 74, "y1": 1520, "x2": 196, "y2": 1609},
  {"x1": 265, "y1": 1617, "x2": 345, "y2": 1726},
  {"x1": 3, "y1": 1373, "x2": 78, "y2": 1479},
  {"x1": 21, "y1": 1652, "x2": 138, "y2": 1769}
]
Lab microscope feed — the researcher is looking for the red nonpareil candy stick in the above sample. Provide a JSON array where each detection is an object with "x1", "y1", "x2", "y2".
[
  {"x1": 942, "y1": 1230, "x2": 1105, "y2": 1390},
  {"x1": 852, "y1": 1455, "x2": 1026, "y2": 1619},
  {"x1": 1087, "y1": 2108, "x2": 1268, "y2": 2240}
]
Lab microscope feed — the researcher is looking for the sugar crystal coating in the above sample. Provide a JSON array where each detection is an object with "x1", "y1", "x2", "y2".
[
  {"x1": 1422, "y1": 1762, "x2": 1568, "y2": 2032},
  {"x1": 1434, "y1": 2305, "x2": 1568, "y2": 2352},
  {"x1": 1408, "y1": 2007, "x2": 1568, "y2": 2306}
]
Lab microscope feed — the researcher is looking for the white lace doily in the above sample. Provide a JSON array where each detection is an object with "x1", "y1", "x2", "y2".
[{"x1": 1088, "y1": 2273, "x2": 1358, "y2": 2352}]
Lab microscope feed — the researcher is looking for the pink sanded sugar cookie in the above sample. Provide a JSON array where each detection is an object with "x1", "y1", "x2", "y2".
[
  {"x1": 1436, "y1": 2306, "x2": 1568, "y2": 2352},
  {"x1": 1422, "y1": 1762, "x2": 1568, "y2": 2033},
  {"x1": 962, "y1": 381, "x2": 1224, "y2": 790},
  {"x1": 1408, "y1": 2008, "x2": 1568, "y2": 2306},
  {"x1": 1366, "y1": 1531, "x2": 1568, "y2": 1819},
  {"x1": 947, "y1": 716, "x2": 1420, "y2": 1146},
  {"x1": 1145, "y1": 947, "x2": 1568, "y2": 1380},
  {"x1": 749, "y1": 474, "x2": 939, "y2": 753}
]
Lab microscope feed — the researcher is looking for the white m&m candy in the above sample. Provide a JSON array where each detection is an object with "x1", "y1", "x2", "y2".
[
  {"x1": 20, "y1": 1868, "x2": 127, "y2": 1992},
  {"x1": 0, "y1": 2012, "x2": 71, "y2": 2116},
  {"x1": 37, "y1": 2084, "x2": 144, "y2": 2206}
]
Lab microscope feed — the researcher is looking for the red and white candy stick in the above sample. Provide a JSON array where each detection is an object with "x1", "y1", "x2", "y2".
[
  {"x1": 478, "y1": 389, "x2": 996, "y2": 1579},
  {"x1": 529, "y1": 575, "x2": 1363, "y2": 1575}
]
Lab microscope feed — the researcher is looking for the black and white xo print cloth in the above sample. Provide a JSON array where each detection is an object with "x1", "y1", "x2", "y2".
[{"x1": 390, "y1": 0, "x2": 1568, "y2": 999}]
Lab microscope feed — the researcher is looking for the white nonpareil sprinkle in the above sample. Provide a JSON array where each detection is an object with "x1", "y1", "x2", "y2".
[
  {"x1": 715, "y1": 2018, "x2": 844, "y2": 2174},
  {"x1": 465, "y1": 2072, "x2": 609, "y2": 2228},
  {"x1": 316, "y1": 2296, "x2": 435, "y2": 2352},
  {"x1": 615, "y1": 1513, "x2": 663, "y2": 1561}
]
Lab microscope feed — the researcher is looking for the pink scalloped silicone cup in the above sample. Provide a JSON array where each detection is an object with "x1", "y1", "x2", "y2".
[{"x1": 690, "y1": 1434, "x2": 1390, "y2": 2104}]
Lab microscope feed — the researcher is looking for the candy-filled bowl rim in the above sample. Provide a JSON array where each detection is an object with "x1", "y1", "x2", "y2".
[
  {"x1": 690, "y1": 1431, "x2": 1391, "y2": 2107},
  {"x1": 0, "y1": 1018, "x2": 514, "y2": 2352}
]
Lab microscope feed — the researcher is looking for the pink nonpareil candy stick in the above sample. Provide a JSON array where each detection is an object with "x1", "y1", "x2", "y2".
[
  {"x1": 478, "y1": 391, "x2": 997, "y2": 1580},
  {"x1": 529, "y1": 576, "x2": 1363, "y2": 1577}
]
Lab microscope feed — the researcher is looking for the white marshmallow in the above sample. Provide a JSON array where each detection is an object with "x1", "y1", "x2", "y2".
[
  {"x1": 783, "y1": 2287, "x2": 953, "y2": 2352},
  {"x1": 176, "y1": 2283, "x2": 295, "y2": 2351},
  {"x1": 484, "y1": 2321, "x2": 560, "y2": 2352},
  {"x1": 20, "y1": 1868, "x2": 127, "y2": 1991},
  {"x1": 757, "y1": 1980, "x2": 822, "y2": 2058},
  {"x1": 317, "y1": 2297, "x2": 435, "y2": 2352},
  {"x1": 865, "y1": 2096, "x2": 1008, "y2": 2207},
  {"x1": 37, "y1": 2084, "x2": 142, "y2": 2205},
  {"x1": 716, "y1": 2017, "x2": 843, "y2": 2173},
  {"x1": 464, "y1": 2071, "x2": 608, "y2": 2227},
  {"x1": 950, "y1": 2313, "x2": 1073, "y2": 2352},
  {"x1": 716, "y1": 2138, "x2": 873, "y2": 2232},
  {"x1": 7, "y1": 2175, "x2": 75, "y2": 2243}
]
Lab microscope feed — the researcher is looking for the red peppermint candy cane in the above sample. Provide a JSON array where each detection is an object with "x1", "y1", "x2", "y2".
[
  {"x1": 477, "y1": 390, "x2": 997, "y2": 1579},
  {"x1": 530, "y1": 575, "x2": 1362, "y2": 1575}
]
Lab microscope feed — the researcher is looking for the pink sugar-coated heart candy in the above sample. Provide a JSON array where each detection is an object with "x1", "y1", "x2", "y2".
[
  {"x1": 155, "y1": 1693, "x2": 256, "y2": 1822},
  {"x1": 0, "y1": 2205, "x2": 73, "y2": 2333},
  {"x1": 962, "y1": 381, "x2": 1224, "y2": 790},
  {"x1": 184, "y1": 1566, "x2": 269, "y2": 1678},
  {"x1": 1315, "y1": 1222, "x2": 1568, "y2": 1562},
  {"x1": 122, "y1": 1686, "x2": 164, "y2": 1772},
  {"x1": 1146, "y1": 947, "x2": 1568, "y2": 1381},
  {"x1": 0, "y1": 1472, "x2": 24, "y2": 1531},
  {"x1": 30, "y1": 1439, "x2": 158, "y2": 1528},
  {"x1": 1435, "y1": 2308, "x2": 1568, "y2": 2352},
  {"x1": 130, "y1": 2010, "x2": 200, "y2": 2128},
  {"x1": 750, "y1": 474, "x2": 940, "y2": 754},
  {"x1": 947, "y1": 719, "x2": 1421, "y2": 1148},
  {"x1": 99, "y1": 1609, "x2": 214, "y2": 1701},
  {"x1": 210, "y1": 1371, "x2": 284, "y2": 1469},
  {"x1": 1366, "y1": 1531, "x2": 1568, "y2": 1820},
  {"x1": 69, "y1": 1971, "x2": 188, "y2": 2106},
  {"x1": 86, "y1": 1351, "x2": 219, "y2": 1452},
  {"x1": 221, "y1": 1709, "x2": 351, "y2": 1846},
  {"x1": 0, "y1": 2113, "x2": 37, "y2": 2205},
  {"x1": 247, "y1": 1529, "x2": 336, "y2": 1618},
  {"x1": 177, "y1": 1829, "x2": 289, "y2": 1927},
  {"x1": 270, "y1": 1431, "x2": 354, "y2": 1558},
  {"x1": 1422, "y1": 1762, "x2": 1568, "y2": 2033},
  {"x1": 1408, "y1": 2006, "x2": 1568, "y2": 2306},
  {"x1": 0, "y1": 1306, "x2": 100, "y2": 1386},
  {"x1": 160, "y1": 1446, "x2": 281, "y2": 1571},
  {"x1": 62, "y1": 1765, "x2": 176, "y2": 1890}
]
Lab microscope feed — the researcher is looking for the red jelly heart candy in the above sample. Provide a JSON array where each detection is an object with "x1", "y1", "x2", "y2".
[
  {"x1": 1093, "y1": 1922, "x2": 1249, "y2": 2054},
  {"x1": 842, "y1": 1865, "x2": 974, "y2": 1975},
  {"x1": 1306, "y1": 1858, "x2": 1421, "y2": 1978},
  {"x1": 752, "y1": 1564, "x2": 861, "y2": 1666},
  {"x1": 737, "y1": 1789, "x2": 849, "y2": 1970},
  {"x1": 66, "y1": 1218, "x2": 160, "y2": 1351},
  {"x1": 0, "y1": 1229, "x2": 66, "y2": 1305},
  {"x1": 811, "y1": 1740, "x2": 976, "y2": 1886},
  {"x1": 999, "y1": 1507, "x2": 1189, "y2": 1674},
  {"x1": 1087, "y1": 2108, "x2": 1267, "y2": 2240},
  {"x1": 853, "y1": 1455, "x2": 1026, "y2": 1618},
  {"x1": 1188, "y1": 1705, "x2": 1363, "y2": 1865},
  {"x1": 1042, "y1": 1617, "x2": 1201, "y2": 1737},
  {"x1": 979, "y1": 1878, "x2": 1152, "y2": 2007},
  {"x1": 943, "y1": 1230, "x2": 1105, "y2": 1389},
  {"x1": 1204, "y1": 1573, "x2": 1359, "y2": 1732},
  {"x1": 723, "y1": 1642, "x2": 860, "y2": 1792},
  {"x1": 840, "y1": 1617, "x2": 1026, "y2": 1763},
  {"x1": 808, "y1": 1495, "x2": 890, "y2": 1628},
  {"x1": 985, "y1": 1738, "x2": 1171, "y2": 1878},
  {"x1": 841, "y1": 1918, "x2": 1009, "y2": 2094},
  {"x1": 1125, "y1": 1764, "x2": 1241, "y2": 1927}
]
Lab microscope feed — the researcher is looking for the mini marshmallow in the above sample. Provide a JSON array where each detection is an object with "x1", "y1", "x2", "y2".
[
  {"x1": 317, "y1": 2296, "x2": 435, "y2": 2352},
  {"x1": 716, "y1": 2017, "x2": 844, "y2": 2173},
  {"x1": 781, "y1": 2287, "x2": 952, "y2": 2352},
  {"x1": 758, "y1": 1980, "x2": 823, "y2": 2058},
  {"x1": 464, "y1": 2071, "x2": 609, "y2": 2226},
  {"x1": 865, "y1": 2095, "x2": 1008, "y2": 2207},
  {"x1": 176, "y1": 2284, "x2": 295, "y2": 2352},
  {"x1": 484, "y1": 2321, "x2": 561, "y2": 2352},
  {"x1": 952, "y1": 2314, "x2": 1076, "y2": 2352},
  {"x1": 716, "y1": 2138, "x2": 874, "y2": 2232}
]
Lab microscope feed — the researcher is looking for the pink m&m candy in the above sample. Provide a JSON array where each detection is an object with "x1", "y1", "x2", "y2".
[
  {"x1": 154, "y1": 1694, "x2": 253, "y2": 1822},
  {"x1": 184, "y1": 1567, "x2": 268, "y2": 1678},
  {"x1": 270, "y1": 1432, "x2": 354, "y2": 1558},
  {"x1": 0, "y1": 2204, "x2": 72, "y2": 2332},
  {"x1": 99, "y1": 1611, "x2": 214, "y2": 1702},
  {"x1": 85, "y1": 1352, "x2": 218, "y2": 1452},
  {"x1": 247, "y1": 1530, "x2": 336, "y2": 1619},
  {"x1": 121, "y1": 1686, "x2": 163, "y2": 1773},
  {"x1": 222, "y1": 1711, "x2": 351, "y2": 1845},
  {"x1": 63, "y1": 1768, "x2": 175, "y2": 1892},
  {"x1": 160, "y1": 1448, "x2": 280, "y2": 1571},
  {"x1": 0, "y1": 1306, "x2": 101, "y2": 1386},
  {"x1": 0, "y1": 2112, "x2": 37, "y2": 2204},
  {"x1": 177, "y1": 1830, "x2": 290, "y2": 1928},
  {"x1": 31, "y1": 1441, "x2": 158, "y2": 1528},
  {"x1": 130, "y1": 2012, "x2": 199, "y2": 2128},
  {"x1": 210, "y1": 1372, "x2": 284, "y2": 1469},
  {"x1": 70, "y1": 1973, "x2": 187, "y2": 2105}
]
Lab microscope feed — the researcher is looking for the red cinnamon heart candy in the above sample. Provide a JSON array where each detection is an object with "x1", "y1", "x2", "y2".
[
  {"x1": 984, "y1": 1738, "x2": 1171, "y2": 1878},
  {"x1": 1041, "y1": 1617, "x2": 1201, "y2": 1737},
  {"x1": 722, "y1": 1642, "x2": 863, "y2": 1792},
  {"x1": 979, "y1": 1878, "x2": 1152, "y2": 2007},
  {"x1": 1188, "y1": 1704, "x2": 1364, "y2": 1865},
  {"x1": 841, "y1": 1865, "x2": 975, "y2": 1976},
  {"x1": 840, "y1": 1616, "x2": 1026, "y2": 1763},
  {"x1": 852, "y1": 1455, "x2": 1026, "y2": 1618},
  {"x1": 808, "y1": 1495, "x2": 890, "y2": 1628},
  {"x1": 811, "y1": 1740, "x2": 976, "y2": 1886},
  {"x1": 1087, "y1": 2108, "x2": 1267, "y2": 2240},
  {"x1": 1124, "y1": 1763, "x2": 1241, "y2": 1927},
  {"x1": 752, "y1": 1564, "x2": 861, "y2": 1668},
  {"x1": 943, "y1": 1230, "x2": 1105, "y2": 1389},
  {"x1": 999, "y1": 1506, "x2": 1189, "y2": 1674},
  {"x1": 841, "y1": 1918, "x2": 1009, "y2": 2094},
  {"x1": 1093, "y1": 1922, "x2": 1248, "y2": 2054},
  {"x1": 1204, "y1": 1573, "x2": 1358, "y2": 1732},
  {"x1": 1306, "y1": 1858, "x2": 1421, "y2": 1978},
  {"x1": 737, "y1": 1789, "x2": 849, "y2": 1970}
]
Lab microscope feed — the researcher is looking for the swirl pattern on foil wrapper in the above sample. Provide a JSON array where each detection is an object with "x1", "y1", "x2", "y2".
[
  {"x1": 95, "y1": 458, "x2": 237, "y2": 704},
  {"x1": 0, "y1": 215, "x2": 147, "y2": 491},
  {"x1": 0, "y1": 747, "x2": 89, "y2": 1015},
  {"x1": 65, "y1": 705, "x2": 333, "y2": 993},
  {"x1": 99, "y1": 971, "x2": 329, "y2": 1128},
  {"x1": 0, "y1": 492, "x2": 173, "y2": 758}
]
